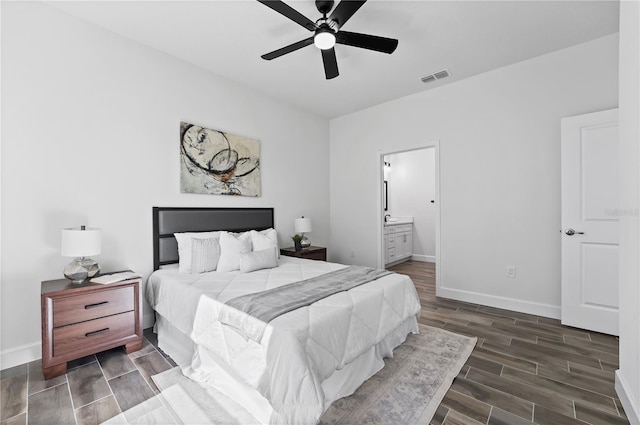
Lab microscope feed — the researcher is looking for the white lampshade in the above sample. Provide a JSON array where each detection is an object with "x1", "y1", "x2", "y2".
[
  {"x1": 294, "y1": 217, "x2": 312, "y2": 234},
  {"x1": 61, "y1": 226, "x2": 102, "y2": 257}
]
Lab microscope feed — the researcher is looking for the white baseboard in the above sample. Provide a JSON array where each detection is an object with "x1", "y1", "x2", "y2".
[
  {"x1": 616, "y1": 370, "x2": 640, "y2": 425},
  {"x1": 1, "y1": 314, "x2": 157, "y2": 372},
  {"x1": 1, "y1": 341, "x2": 41, "y2": 371},
  {"x1": 438, "y1": 286, "x2": 561, "y2": 319},
  {"x1": 411, "y1": 254, "x2": 436, "y2": 263}
]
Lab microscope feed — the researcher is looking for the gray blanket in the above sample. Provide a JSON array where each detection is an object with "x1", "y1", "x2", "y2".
[{"x1": 220, "y1": 265, "x2": 392, "y2": 342}]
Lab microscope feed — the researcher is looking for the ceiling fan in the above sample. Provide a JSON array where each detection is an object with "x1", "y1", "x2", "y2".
[{"x1": 258, "y1": 0, "x2": 398, "y2": 80}]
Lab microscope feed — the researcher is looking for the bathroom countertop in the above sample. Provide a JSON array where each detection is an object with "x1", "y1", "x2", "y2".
[{"x1": 384, "y1": 217, "x2": 414, "y2": 226}]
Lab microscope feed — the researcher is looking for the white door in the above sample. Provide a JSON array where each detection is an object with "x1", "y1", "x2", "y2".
[{"x1": 561, "y1": 109, "x2": 619, "y2": 335}]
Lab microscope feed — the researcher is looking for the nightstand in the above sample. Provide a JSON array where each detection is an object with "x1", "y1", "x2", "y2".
[
  {"x1": 41, "y1": 276, "x2": 143, "y2": 379},
  {"x1": 280, "y1": 246, "x2": 327, "y2": 261}
]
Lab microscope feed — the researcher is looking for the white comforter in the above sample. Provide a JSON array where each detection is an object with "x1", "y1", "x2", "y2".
[{"x1": 147, "y1": 257, "x2": 421, "y2": 424}]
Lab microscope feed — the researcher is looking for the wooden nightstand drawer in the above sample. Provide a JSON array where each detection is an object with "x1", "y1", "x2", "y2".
[
  {"x1": 53, "y1": 286, "x2": 134, "y2": 327},
  {"x1": 300, "y1": 249, "x2": 326, "y2": 261},
  {"x1": 53, "y1": 311, "x2": 136, "y2": 358}
]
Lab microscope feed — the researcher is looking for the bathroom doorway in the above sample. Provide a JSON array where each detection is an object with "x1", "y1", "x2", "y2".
[{"x1": 377, "y1": 142, "x2": 441, "y2": 291}]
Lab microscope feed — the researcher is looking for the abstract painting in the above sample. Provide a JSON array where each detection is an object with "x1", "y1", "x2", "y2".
[{"x1": 180, "y1": 122, "x2": 261, "y2": 196}]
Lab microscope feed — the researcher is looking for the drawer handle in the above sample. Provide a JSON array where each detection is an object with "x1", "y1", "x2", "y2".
[
  {"x1": 85, "y1": 301, "x2": 109, "y2": 309},
  {"x1": 85, "y1": 328, "x2": 110, "y2": 338}
]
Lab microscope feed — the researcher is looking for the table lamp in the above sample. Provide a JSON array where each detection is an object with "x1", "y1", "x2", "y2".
[
  {"x1": 61, "y1": 226, "x2": 102, "y2": 283},
  {"x1": 294, "y1": 217, "x2": 312, "y2": 249}
]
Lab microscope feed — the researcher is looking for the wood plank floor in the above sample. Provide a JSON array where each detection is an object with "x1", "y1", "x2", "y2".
[
  {"x1": 1, "y1": 261, "x2": 629, "y2": 424},
  {"x1": 388, "y1": 260, "x2": 629, "y2": 425}
]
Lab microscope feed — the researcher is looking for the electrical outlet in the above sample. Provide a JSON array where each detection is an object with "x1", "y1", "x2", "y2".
[
  {"x1": 507, "y1": 265, "x2": 517, "y2": 278},
  {"x1": 351, "y1": 249, "x2": 356, "y2": 258}
]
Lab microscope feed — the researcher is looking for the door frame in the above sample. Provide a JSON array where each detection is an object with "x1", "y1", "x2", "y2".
[{"x1": 376, "y1": 140, "x2": 442, "y2": 293}]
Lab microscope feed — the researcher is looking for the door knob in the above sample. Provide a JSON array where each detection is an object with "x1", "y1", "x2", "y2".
[{"x1": 565, "y1": 228, "x2": 584, "y2": 236}]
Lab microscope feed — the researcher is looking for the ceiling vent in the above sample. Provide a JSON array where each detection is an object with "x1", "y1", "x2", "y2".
[{"x1": 421, "y1": 69, "x2": 451, "y2": 84}]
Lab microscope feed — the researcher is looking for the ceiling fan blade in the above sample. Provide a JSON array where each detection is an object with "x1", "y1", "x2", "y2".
[
  {"x1": 261, "y1": 37, "x2": 314, "y2": 60},
  {"x1": 321, "y1": 48, "x2": 339, "y2": 79},
  {"x1": 328, "y1": 0, "x2": 366, "y2": 29},
  {"x1": 336, "y1": 30, "x2": 398, "y2": 54},
  {"x1": 257, "y1": 0, "x2": 318, "y2": 31}
]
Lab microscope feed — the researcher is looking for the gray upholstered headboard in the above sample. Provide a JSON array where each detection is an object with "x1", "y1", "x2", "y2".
[{"x1": 152, "y1": 207, "x2": 275, "y2": 270}]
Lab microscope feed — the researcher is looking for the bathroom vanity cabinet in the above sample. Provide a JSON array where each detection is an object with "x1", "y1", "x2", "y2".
[{"x1": 384, "y1": 220, "x2": 413, "y2": 266}]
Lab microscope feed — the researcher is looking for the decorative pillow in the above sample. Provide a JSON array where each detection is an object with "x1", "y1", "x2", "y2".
[
  {"x1": 240, "y1": 248, "x2": 278, "y2": 273},
  {"x1": 190, "y1": 237, "x2": 220, "y2": 274},
  {"x1": 174, "y1": 231, "x2": 221, "y2": 273},
  {"x1": 217, "y1": 231, "x2": 252, "y2": 272},
  {"x1": 251, "y1": 228, "x2": 279, "y2": 258}
]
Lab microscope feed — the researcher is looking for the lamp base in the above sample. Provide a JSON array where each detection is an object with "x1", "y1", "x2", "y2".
[
  {"x1": 301, "y1": 234, "x2": 311, "y2": 249},
  {"x1": 64, "y1": 257, "x2": 100, "y2": 283}
]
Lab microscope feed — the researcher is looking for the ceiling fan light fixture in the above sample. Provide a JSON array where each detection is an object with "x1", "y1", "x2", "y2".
[
  {"x1": 258, "y1": 0, "x2": 399, "y2": 79},
  {"x1": 314, "y1": 28, "x2": 336, "y2": 50}
]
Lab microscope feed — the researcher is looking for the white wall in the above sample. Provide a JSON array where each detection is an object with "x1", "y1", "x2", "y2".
[
  {"x1": 0, "y1": 2, "x2": 329, "y2": 369},
  {"x1": 615, "y1": 1, "x2": 640, "y2": 423},
  {"x1": 386, "y1": 149, "x2": 436, "y2": 260},
  {"x1": 330, "y1": 34, "x2": 619, "y2": 318}
]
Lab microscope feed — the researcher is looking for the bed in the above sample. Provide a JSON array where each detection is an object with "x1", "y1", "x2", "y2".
[{"x1": 146, "y1": 207, "x2": 421, "y2": 424}]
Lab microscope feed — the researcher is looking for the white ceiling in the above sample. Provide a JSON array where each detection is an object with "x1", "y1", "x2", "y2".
[{"x1": 49, "y1": 0, "x2": 620, "y2": 118}]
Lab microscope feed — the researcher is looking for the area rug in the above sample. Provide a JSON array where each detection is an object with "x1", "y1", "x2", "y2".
[
  {"x1": 107, "y1": 325, "x2": 475, "y2": 424},
  {"x1": 317, "y1": 325, "x2": 475, "y2": 425}
]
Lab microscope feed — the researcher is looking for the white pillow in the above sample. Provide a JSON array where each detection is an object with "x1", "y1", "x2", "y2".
[
  {"x1": 174, "y1": 231, "x2": 221, "y2": 273},
  {"x1": 190, "y1": 237, "x2": 220, "y2": 274},
  {"x1": 240, "y1": 248, "x2": 278, "y2": 273},
  {"x1": 217, "y1": 231, "x2": 252, "y2": 272},
  {"x1": 251, "y1": 228, "x2": 279, "y2": 258}
]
